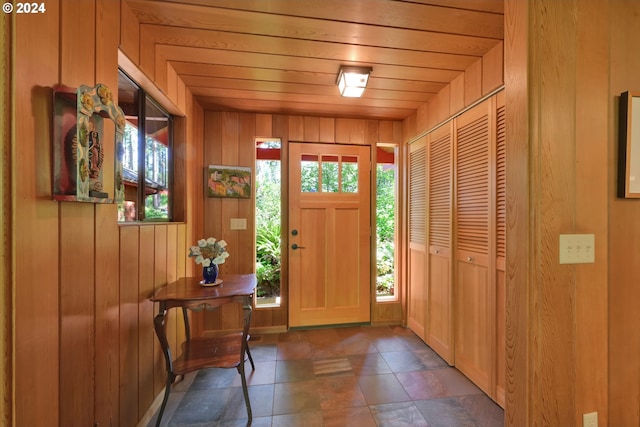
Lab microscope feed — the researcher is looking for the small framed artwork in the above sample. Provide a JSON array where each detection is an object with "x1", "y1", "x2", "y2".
[
  {"x1": 207, "y1": 165, "x2": 252, "y2": 198},
  {"x1": 619, "y1": 91, "x2": 640, "y2": 198}
]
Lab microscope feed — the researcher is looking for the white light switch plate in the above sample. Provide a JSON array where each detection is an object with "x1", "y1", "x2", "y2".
[
  {"x1": 559, "y1": 234, "x2": 595, "y2": 264},
  {"x1": 583, "y1": 411, "x2": 598, "y2": 427},
  {"x1": 230, "y1": 218, "x2": 247, "y2": 230}
]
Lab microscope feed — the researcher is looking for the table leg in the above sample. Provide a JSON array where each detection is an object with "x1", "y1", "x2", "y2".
[
  {"x1": 243, "y1": 296, "x2": 255, "y2": 370},
  {"x1": 182, "y1": 306, "x2": 190, "y2": 341}
]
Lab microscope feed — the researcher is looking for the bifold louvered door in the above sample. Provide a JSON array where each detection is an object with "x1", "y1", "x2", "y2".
[
  {"x1": 454, "y1": 97, "x2": 496, "y2": 395},
  {"x1": 407, "y1": 138, "x2": 428, "y2": 340},
  {"x1": 426, "y1": 123, "x2": 454, "y2": 364},
  {"x1": 405, "y1": 92, "x2": 505, "y2": 404},
  {"x1": 495, "y1": 91, "x2": 506, "y2": 408}
]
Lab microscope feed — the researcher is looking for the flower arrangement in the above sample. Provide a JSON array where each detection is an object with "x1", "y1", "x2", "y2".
[{"x1": 189, "y1": 237, "x2": 229, "y2": 267}]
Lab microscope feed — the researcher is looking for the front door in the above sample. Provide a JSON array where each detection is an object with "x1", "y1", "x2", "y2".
[{"x1": 288, "y1": 142, "x2": 371, "y2": 327}]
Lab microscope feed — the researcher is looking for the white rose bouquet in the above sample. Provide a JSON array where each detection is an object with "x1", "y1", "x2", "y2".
[{"x1": 188, "y1": 237, "x2": 229, "y2": 267}]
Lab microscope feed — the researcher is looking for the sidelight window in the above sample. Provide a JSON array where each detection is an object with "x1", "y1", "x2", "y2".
[
  {"x1": 376, "y1": 145, "x2": 397, "y2": 301},
  {"x1": 255, "y1": 138, "x2": 282, "y2": 307}
]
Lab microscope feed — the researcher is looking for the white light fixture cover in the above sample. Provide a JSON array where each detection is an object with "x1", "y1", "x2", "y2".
[{"x1": 337, "y1": 66, "x2": 372, "y2": 97}]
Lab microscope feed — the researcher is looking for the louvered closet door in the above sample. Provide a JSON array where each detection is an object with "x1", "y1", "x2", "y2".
[
  {"x1": 426, "y1": 123, "x2": 454, "y2": 364},
  {"x1": 407, "y1": 138, "x2": 427, "y2": 339},
  {"x1": 454, "y1": 98, "x2": 496, "y2": 395},
  {"x1": 495, "y1": 91, "x2": 506, "y2": 407}
]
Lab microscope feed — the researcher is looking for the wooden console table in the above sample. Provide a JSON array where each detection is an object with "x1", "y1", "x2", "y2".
[
  {"x1": 150, "y1": 274, "x2": 256, "y2": 426},
  {"x1": 151, "y1": 274, "x2": 256, "y2": 339}
]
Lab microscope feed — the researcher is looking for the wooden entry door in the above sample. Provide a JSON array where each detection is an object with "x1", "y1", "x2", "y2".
[{"x1": 288, "y1": 142, "x2": 371, "y2": 327}]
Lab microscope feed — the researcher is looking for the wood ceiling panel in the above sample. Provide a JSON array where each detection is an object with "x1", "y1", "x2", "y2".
[
  {"x1": 159, "y1": 0, "x2": 504, "y2": 39},
  {"x1": 408, "y1": 0, "x2": 503, "y2": 14},
  {"x1": 128, "y1": 0, "x2": 500, "y2": 56},
  {"x1": 142, "y1": 24, "x2": 479, "y2": 71},
  {"x1": 195, "y1": 97, "x2": 417, "y2": 120},
  {"x1": 157, "y1": 45, "x2": 462, "y2": 82},
  {"x1": 125, "y1": 0, "x2": 503, "y2": 120},
  {"x1": 183, "y1": 76, "x2": 437, "y2": 102},
  {"x1": 173, "y1": 62, "x2": 448, "y2": 93},
  {"x1": 190, "y1": 87, "x2": 426, "y2": 110}
]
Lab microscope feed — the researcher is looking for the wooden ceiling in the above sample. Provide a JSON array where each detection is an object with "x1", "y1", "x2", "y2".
[{"x1": 126, "y1": 0, "x2": 504, "y2": 120}]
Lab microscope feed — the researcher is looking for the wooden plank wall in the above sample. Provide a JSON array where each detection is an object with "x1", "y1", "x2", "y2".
[
  {"x1": 0, "y1": 8, "x2": 11, "y2": 426},
  {"x1": 402, "y1": 42, "x2": 503, "y2": 141},
  {"x1": 118, "y1": 222, "x2": 189, "y2": 426},
  {"x1": 504, "y1": 0, "x2": 610, "y2": 426},
  {"x1": 12, "y1": 1, "x2": 204, "y2": 426},
  {"x1": 502, "y1": 0, "x2": 528, "y2": 423},
  {"x1": 201, "y1": 112, "x2": 404, "y2": 331},
  {"x1": 14, "y1": 3, "x2": 61, "y2": 426},
  {"x1": 609, "y1": 1, "x2": 640, "y2": 425}
]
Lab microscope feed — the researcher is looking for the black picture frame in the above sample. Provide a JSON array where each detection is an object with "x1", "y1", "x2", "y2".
[{"x1": 618, "y1": 91, "x2": 640, "y2": 198}]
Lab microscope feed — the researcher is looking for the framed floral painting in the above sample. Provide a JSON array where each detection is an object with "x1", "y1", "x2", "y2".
[{"x1": 206, "y1": 165, "x2": 252, "y2": 198}]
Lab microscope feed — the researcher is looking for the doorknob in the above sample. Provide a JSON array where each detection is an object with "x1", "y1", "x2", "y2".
[
  {"x1": 291, "y1": 229, "x2": 298, "y2": 236},
  {"x1": 291, "y1": 243, "x2": 305, "y2": 250}
]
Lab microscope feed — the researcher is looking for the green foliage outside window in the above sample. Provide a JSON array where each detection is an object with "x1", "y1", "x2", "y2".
[
  {"x1": 256, "y1": 160, "x2": 282, "y2": 300},
  {"x1": 145, "y1": 193, "x2": 169, "y2": 219},
  {"x1": 376, "y1": 164, "x2": 396, "y2": 297}
]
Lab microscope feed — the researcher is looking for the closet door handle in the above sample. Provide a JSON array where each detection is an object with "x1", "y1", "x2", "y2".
[{"x1": 467, "y1": 256, "x2": 474, "y2": 262}]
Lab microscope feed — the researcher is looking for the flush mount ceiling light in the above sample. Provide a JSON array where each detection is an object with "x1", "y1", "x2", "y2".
[{"x1": 336, "y1": 66, "x2": 372, "y2": 98}]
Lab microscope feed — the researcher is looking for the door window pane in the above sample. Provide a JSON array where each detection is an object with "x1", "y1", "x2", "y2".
[
  {"x1": 301, "y1": 152, "x2": 360, "y2": 194},
  {"x1": 301, "y1": 155, "x2": 319, "y2": 192},
  {"x1": 341, "y1": 156, "x2": 359, "y2": 193},
  {"x1": 321, "y1": 155, "x2": 339, "y2": 193}
]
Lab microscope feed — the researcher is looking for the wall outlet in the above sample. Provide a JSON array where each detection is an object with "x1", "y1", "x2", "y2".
[{"x1": 583, "y1": 412, "x2": 598, "y2": 427}]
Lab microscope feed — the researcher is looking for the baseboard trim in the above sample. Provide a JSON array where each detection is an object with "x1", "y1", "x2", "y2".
[
  {"x1": 137, "y1": 388, "x2": 165, "y2": 427},
  {"x1": 249, "y1": 325, "x2": 288, "y2": 334}
]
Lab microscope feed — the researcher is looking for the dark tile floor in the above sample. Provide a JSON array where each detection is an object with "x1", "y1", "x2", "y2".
[{"x1": 148, "y1": 325, "x2": 504, "y2": 427}]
